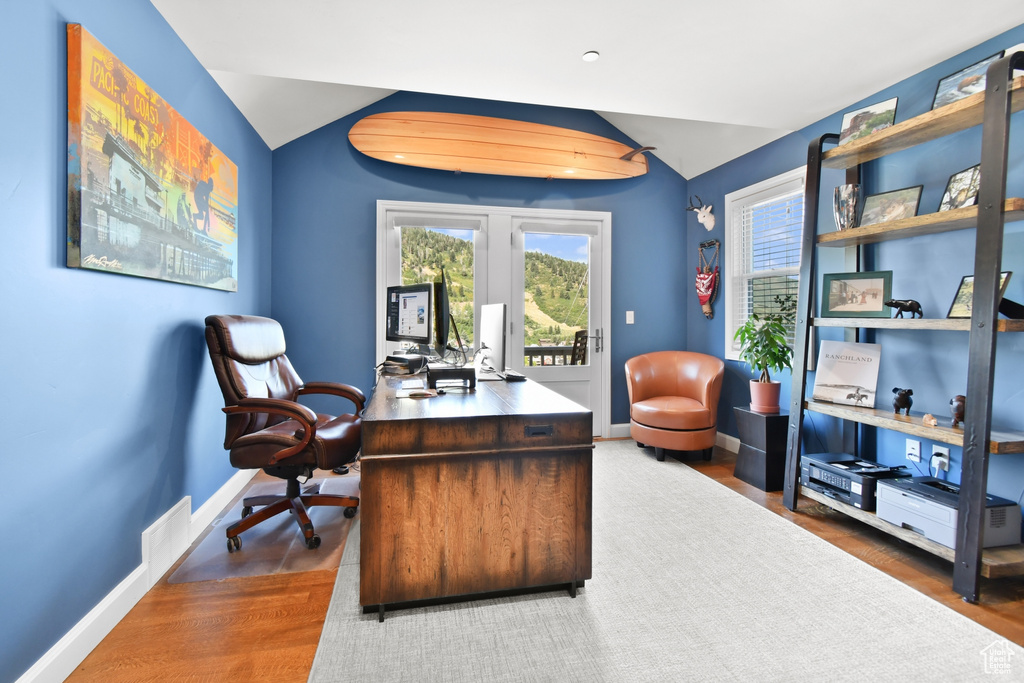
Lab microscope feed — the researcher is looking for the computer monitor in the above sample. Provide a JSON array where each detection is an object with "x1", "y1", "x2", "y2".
[
  {"x1": 433, "y1": 268, "x2": 450, "y2": 356},
  {"x1": 385, "y1": 283, "x2": 433, "y2": 350},
  {"x1": 478, "y1": 303, "x2": 507, "y2": 374}
]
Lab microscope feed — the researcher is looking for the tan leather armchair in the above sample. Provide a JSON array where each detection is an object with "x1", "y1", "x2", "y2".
[
  {"x1": 625, "y1": 351, "x2": 725, "y2": 462},
  {"x1": 205, "y1": 314, "x2": 362, "y2": 552}
]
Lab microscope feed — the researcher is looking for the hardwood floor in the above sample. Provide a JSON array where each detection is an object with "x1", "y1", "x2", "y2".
[{"x1": 67, "y1": 445, "x2": 1024, "y2": 681}]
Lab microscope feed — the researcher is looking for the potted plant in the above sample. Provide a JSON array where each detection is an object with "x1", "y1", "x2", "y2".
[{"x1": 733, "y1": 295, "x2": 795, "y2": 413}]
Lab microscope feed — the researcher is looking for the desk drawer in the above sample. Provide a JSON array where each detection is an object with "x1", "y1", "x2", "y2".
[{"x1": 362, "y1": 412, "x2": 591, "y2": 456}]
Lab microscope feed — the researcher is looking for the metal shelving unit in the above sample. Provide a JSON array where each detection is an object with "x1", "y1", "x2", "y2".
[{"x1": 783, "y1": 54, "x2": 1024, "y2": 602}]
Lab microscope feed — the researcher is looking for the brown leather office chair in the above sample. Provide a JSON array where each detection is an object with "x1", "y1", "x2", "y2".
[
  {"x1": 205, "y1": 314, "x2": 363, "y2": 552},
  {"x1": 625, "y1": 351, "x2": 725, "y2": 462}
]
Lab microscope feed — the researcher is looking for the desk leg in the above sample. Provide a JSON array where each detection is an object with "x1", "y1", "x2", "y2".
[{"x1": 378, "y1": 604, "x2": 385, "y2": 623}]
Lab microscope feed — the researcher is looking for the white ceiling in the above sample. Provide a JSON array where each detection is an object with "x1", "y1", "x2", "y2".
[{"x1": 150, "y1": 1, "x2": 1024, "y2": 179}]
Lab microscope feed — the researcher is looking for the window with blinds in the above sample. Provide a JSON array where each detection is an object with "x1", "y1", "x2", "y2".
[{"x1": 723, "y1": 167, "x2": 805, "y2": 360}]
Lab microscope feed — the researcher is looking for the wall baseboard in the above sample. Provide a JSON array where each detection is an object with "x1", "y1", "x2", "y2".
[
  {"x1": 16, "y1": 469, "x2": 256, "y2": 683},
  {"x1": 190, "y1": 469, "x2": 257, "y2": 544},
  {"x1": 606, "y1": 422, "x2": 631, "y2": 439},
  {"x1": 718, "y1": 432, "x2": 740, "y2": 453}
]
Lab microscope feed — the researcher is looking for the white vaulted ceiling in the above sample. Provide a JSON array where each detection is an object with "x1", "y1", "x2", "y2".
[{"x1": 151, "y1": 0, "x2": 1024, "y2": 179}]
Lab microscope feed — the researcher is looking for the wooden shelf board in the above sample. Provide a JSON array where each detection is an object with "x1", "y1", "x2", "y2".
[
  {"x1": 800, "y1": 486, "x2": 1024, "y2": 578},
  {"x1": 812, "y1": 317, "x2": 1024, "y2": 332},
  {"x1": 803, "y1": 400, "x2": 1024, "y2": 454},
  {"x1": 821, "y1": 76, "x2": 1024, "y2": 170},
  {"x1": 817, "y1": 198, "x2": 1024, "y2": 247}
]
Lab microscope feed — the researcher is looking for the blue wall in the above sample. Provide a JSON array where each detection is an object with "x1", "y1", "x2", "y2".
[
  {"x1": 271, "y1": 92, "x2": 689, "y2": 426},
  {"x1": 686, "y1": 25, "x2": 1024, "y2": 507},
  {"x1": 0, "y1": 2, "x2": 273, "y2": 680}
]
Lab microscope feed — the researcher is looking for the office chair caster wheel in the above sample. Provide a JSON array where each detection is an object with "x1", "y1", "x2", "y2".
[
  {"x1": 227, "y1": 536, "x2": 241, "y2": 553},
  {"x1": 305, "y1": 534, "x2": 321, "y2": 550},
  {"x1": 241, "y1": 506, "x2": 253, "y2": 519},
  {"x1": 344, "y1": 507, "x2": 357, "y2": 518}
]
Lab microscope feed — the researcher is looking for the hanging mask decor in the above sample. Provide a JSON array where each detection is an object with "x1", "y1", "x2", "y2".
[{"x1": 696, "y1": 239, "x2": 720, "y2": 319}]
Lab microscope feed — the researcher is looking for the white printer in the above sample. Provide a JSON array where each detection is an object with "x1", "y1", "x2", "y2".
[{"x1": 876, "y1": 476, "x2": 1021, "y2": 550}]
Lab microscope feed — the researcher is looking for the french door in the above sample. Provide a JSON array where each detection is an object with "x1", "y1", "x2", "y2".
[
  {"x1": 509, "y1": 216, "x2": 606, "y2": 430},
  {"x1": 377, "y1": 200, "x2": 610, "y2": 436}
]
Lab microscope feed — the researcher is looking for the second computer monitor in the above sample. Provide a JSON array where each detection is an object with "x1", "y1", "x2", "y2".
[{"x1": 478, "y1": 303, "x2": 507, "y2": 374}]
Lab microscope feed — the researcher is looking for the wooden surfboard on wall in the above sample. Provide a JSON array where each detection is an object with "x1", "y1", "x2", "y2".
[{"x1": 348, "y1": 111, "x2": 649, "y2": 180}]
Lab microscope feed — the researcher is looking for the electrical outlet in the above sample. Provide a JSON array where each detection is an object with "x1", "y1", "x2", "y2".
[
  {"x1": 932, "y1": 445, "x2": 950, "y2": 472},
  {"x1": 906, "y1": 438, "x2": 921, "y2": 462}
]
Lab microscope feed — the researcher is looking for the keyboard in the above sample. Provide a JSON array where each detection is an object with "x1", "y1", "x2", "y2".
[{"x1": 503, "y1": 369, "x2": 526, "y2": 382}]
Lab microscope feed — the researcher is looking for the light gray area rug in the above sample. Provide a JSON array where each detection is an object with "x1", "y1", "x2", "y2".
[{"x1": 309, "y1": 440, "x2": 1023, "y2": 682}]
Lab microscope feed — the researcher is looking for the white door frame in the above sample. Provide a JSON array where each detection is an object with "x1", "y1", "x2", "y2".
[{"x1": 376, "y1": 199, "x2": 611, "y2": 437}]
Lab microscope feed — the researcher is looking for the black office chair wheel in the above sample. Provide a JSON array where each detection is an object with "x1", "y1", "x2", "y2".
[
  {"x1": 344, "y1": 507, "x2": 358, "y2": 518},
  {"x1": 332, "y1": 465, "x2": 349, "y2": 475},
  {"x1": 227, "y1": 536, "x2": 241, "y2": 553},
  {"x1": 241, "y1": 505, "x2": 253, "y2": 519},
  {"x1": 305, "y1": 534, "x2": 321, "y2": 550}
]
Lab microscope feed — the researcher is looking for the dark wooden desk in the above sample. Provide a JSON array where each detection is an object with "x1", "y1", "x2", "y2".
[{"x1": 359, "y1": 375, "x2": 593, "y2": 619}]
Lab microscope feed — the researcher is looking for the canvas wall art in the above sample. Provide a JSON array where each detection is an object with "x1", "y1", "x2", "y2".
[{"x1": 67, "y1": 24, "x2": 238, "y2": 291}]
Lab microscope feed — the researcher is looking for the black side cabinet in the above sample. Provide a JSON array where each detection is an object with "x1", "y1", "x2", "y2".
[{"x1": 733, "y1": 407, "x2": 789, "y2": 492}]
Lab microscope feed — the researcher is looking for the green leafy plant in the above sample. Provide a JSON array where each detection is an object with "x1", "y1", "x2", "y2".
[{"x1": 733, "y1": 294, "x2": 795, "y2": 383}]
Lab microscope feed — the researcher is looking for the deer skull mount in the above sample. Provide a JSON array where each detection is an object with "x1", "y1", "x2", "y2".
[{"x1": 687, "y1": 195, "x2": 715, "y2": 231}]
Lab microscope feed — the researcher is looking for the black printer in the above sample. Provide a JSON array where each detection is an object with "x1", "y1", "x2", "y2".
[{"x1": 800, "y1": 453, "x2": 909, "y2": 511}]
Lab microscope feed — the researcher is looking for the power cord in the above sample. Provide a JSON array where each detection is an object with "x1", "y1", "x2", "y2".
[{"x1": 804, "y1": 413, "x2": 827, "y2": 453}]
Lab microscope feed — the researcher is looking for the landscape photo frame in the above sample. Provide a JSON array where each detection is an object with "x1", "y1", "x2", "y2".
[
  {"x1": 859, "y1": 185, "x2": 922, "y2": 226},
  {"x1": 946, "y1": 271, "x2": 1012, "y2": 318},
  {"x1": 932, "y1": 52, "x2": 1002, "y2": 110},
  {"x1": 822, "y1": 270, "x2": 893, "y2": 318},
  {"x1": 838, "y1": 97, "x2": 898, "y2": 146},
  {"x1": 939, "y1": 165, "x2": 981, "y2": 211}
]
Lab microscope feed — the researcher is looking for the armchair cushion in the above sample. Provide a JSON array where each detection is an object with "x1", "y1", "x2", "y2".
[{"x1": 629, "y1": 396, "x2": 713, "y2": 431}]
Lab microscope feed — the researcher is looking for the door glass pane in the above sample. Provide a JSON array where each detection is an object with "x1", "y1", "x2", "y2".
[
  {"x1": 399, "y1": 226, "x2": 475, "y2": 349},
  {"x1": 522, "y1": 232, "x2": 590, "y2": 367}
]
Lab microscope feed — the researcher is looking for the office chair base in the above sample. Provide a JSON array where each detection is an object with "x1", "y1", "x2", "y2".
[{"x1": 225, "y1": 479, "x2": 359, "y2": 551}]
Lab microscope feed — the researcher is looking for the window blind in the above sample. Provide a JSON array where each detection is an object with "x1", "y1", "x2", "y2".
[{"x1": 728, "y1": 188, "x2": 803, "y2": 355}]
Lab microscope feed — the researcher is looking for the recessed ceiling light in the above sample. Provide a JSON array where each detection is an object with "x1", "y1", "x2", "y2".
[{"x1": 582, "y1": 51, "x2": 600, "y2": 63}]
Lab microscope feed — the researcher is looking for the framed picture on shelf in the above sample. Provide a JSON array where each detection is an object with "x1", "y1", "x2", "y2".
[
  {"x1": 859, "y1": 185, "x2": 923, "y2": 226},
  {"x1": 932, "y1": 52, "x2": 1003, "y2": 110},
  {"x1": 946, "y1": 271, "x2": 1012, "y2": 318},
  {"x1": 821, "y1": 271, "x2": 893, "y2": 318},
  {"x1": 938, "y1": 165, "x2": 981, "y2": 211},
  {"x1": 838, "y1": 97, "x2": 898, "y2": 145}
]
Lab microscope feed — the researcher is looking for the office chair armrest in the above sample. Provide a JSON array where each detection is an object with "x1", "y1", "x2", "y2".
[
  {"x1": 223, "y1": 398, "x2": 318, "y2": 464},
  {"x1": 295, "y1": 382, "x2": 366, "y2": 413}
]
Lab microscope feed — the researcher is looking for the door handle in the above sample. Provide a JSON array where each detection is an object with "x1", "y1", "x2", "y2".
[{"x1": 587, "y1": 328, "x2": 603, "y2": 353}]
